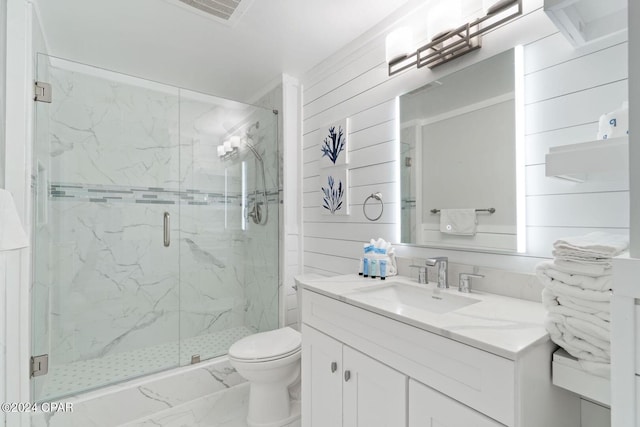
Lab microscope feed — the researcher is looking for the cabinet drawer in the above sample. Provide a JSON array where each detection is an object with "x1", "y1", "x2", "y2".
[
  {"x1": 409, "y1": 379, "x2": 505, "y2": 427},
  {"x1": 302, "y1": 290, "x2": 515, "y2": 426}
]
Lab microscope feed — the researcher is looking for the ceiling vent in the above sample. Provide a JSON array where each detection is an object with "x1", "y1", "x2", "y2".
[{"x1": 165, "y1": 0, "x2": 255, "y2": 26}]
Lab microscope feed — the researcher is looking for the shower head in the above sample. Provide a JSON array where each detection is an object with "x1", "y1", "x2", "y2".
[{"x1": 245, "y1": 121, "x2": 260, "y2": 137}]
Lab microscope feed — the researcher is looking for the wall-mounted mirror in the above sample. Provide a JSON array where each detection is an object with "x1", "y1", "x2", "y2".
[{"x1": 400, "y1": 49, "x2": 518, "y2": 252}]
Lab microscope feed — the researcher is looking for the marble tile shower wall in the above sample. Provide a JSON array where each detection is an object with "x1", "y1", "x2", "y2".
[{"x1": 33, "y1": 64, "x2": 280, "y2": 377}]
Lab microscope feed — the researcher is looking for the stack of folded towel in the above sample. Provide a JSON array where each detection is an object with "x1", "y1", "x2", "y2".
[{"x1": 536, "y1": 232, "x2": 629, "y2": 378}]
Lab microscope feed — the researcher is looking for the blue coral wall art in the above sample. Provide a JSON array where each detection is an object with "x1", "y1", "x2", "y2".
[
  {"x1": 321, "y1": 168, "x2": 349, "y2": 216},
  {"x1": 320, "y1": 118, "x2": 349, "y2": 168}
]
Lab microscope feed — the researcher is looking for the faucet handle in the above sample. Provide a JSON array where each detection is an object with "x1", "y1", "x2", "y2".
[
  {"x1": 409, "y1": 265, "x2": 428, "y2": 284},
  {"x1": 425, "y1": 256, "x2": 448, "y2": 266},
  {"x1": 458, "y1": 273, "x2": 484, "y2": 293}
]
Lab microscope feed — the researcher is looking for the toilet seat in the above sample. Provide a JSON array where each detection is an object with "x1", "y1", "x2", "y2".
[{"x1": 229, "y1": 327, "x2": 301, "y2": 363}]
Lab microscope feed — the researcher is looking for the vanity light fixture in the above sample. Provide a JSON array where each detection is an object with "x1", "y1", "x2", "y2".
[
  {"x1": 387, "y1": 0, "x2": 522, "y2": 75},
  {"x1": 218, "y1": 136, "x2": 241, "y2": 160},
  {"x1": 218, "y1": 142, "x2": 237, "y2": 161}
]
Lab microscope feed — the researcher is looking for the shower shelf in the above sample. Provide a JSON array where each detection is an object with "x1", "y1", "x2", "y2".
[{"x1": 545, "y1": 136, "x2": 628, "y2": 182}]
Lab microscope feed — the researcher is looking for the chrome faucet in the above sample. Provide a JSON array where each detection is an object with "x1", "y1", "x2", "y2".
[
  {"x1": 425, "y1": 257, "x2": 448, "y2": 289},
  {"x1": 458, "y1": 273, "x2": 484, "y2": 293}
]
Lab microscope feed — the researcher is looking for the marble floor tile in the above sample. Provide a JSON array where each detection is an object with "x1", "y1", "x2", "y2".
[
  {"x1": 124, "y1": 383, "x2": 301, "y2": 427},
  {"x1": 31, "y1": 356, "x2": 246, "y2": 427}
]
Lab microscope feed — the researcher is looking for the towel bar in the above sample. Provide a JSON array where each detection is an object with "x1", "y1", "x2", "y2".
[{"x1": 430, "y1": 208, "x2": 496, "y2": 214}]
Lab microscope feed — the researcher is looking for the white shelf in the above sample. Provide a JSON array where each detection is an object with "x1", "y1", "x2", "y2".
[
  {"x1": 544, "y1": 0, "x2": 627, "y2": 47},
  {"x1": 552, "y1": 349, "x2": 610, "y2": 407},
  {"x1": 545, "y1": 136, "x2": 628, "y2": 182}
]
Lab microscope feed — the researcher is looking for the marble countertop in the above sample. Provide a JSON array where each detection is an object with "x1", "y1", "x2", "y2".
[{"x1": 296, "y1": 274, "x2": 550, "y2": 360}]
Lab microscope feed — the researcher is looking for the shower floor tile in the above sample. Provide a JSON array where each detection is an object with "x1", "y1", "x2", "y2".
[{"x1": 38, "y1": 326, "x2": 254, "y2": 401}]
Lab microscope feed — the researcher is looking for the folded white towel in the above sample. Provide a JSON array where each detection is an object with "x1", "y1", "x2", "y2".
[
  {"x1": 536, "y1": 263, "x2": 613, "y2": 298},
  {"x1": 547, "y1": 305, "x2": 610, "y2": 339},
  {"x1": 542, "y1": 289, "x2": 610, "y2": 329},
  {"x1": 556, "y1": 295, "x2": 610, "y2": 322},
  {"x1": 552, "y1": 250, "x2": 615, "y2": 267},
  {"x1": 439, "y1": 209, "x2": 477, "y2": 235},
  {"x1": 539, "y1": 232, "x2": 620, "y2": 380},
  {"x1": 537, "y1": 262, "x2": 612, "y2": 292},
  {"x1": 553, "y1": 259, "x2": 612, "y2": 277},
  {"x1": 536, "y1": 271, "x2": 612, "y2": 302},
  {"x1": 542, "y1": 286, "x2": 611, "y2": 320},
  {"x1": 553, "y1": 232, "x2": 629, "y2": 258},
  {"x1": 565, "y1": 315, "x2": 610, "y2": 342},
  {"x1": 545, "y1": 314, "x2": 610, "y2": 362}
]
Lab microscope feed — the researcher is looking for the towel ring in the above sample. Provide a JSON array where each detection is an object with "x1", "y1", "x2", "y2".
[{"x1": 363, "y1": 192, "x2": 384, "y2": 221}]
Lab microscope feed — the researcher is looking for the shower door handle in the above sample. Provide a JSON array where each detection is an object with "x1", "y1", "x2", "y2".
[{"x1": 163, "y1": 212, "x2": 170, "y2": 247}]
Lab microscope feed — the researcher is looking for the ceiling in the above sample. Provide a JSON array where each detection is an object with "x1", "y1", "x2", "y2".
[{"x1": 34, "y1": 0, "x2": 411, "y2": 102}]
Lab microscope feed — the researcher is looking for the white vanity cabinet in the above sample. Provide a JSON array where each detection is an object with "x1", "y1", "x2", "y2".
[
  {"x1": 300, "y1": 280, "x2": 580, "y2": 427},
  {"x1": 302, "y1": 325, "x2": 343, "y2": 427},
  {"x1": 409, "y1": 379, "x2": 504, "y2": 427},
  {"x1": 302, "y1": 324, "x2": 407, "y2": 427}
]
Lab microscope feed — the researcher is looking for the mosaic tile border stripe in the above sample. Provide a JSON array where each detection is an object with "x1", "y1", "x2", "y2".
[{"x1": 49, "y1": 183, "x2": 279, "y2": 206}]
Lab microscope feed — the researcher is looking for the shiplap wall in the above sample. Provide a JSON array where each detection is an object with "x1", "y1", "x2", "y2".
[
  {"x1": 301, "y1": 2, "x2": 629, "y2": 277},
  {"x1": 524, "y1": 36, "x2": 629, "y2": 255}
]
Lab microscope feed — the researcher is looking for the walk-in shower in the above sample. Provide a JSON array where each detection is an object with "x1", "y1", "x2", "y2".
[{"x1": 31, "y1": 55, "x2": 280, "y2": 401}]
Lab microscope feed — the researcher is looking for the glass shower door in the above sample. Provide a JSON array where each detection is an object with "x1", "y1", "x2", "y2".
[
  {"x1": 31, "y1": 55, "x2": 182, "y2": 401},
  {"x1": 177, "y1": 90, "x2": 280, "y2": 365}
]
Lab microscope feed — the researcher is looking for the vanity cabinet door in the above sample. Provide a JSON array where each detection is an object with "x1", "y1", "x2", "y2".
[
  {"x1": 409, "y1": 379, "x2": 505, "y2": 427},
  {"x1": 343, "y1": 346, "x2": 407, "y2": 427},
  {"x1": 302, "y1": 325, "x2": 343, "y2": 427}
]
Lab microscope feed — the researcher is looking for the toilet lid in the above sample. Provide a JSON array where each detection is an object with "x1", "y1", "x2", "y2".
[{"x1": 229, "y1": 327, "x2": 301, "y2": 362}]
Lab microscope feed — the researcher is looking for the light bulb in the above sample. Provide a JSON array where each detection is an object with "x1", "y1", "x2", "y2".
[
  {"x1": 223, "y1": 140, "x2": 233, "y2": 153},
  {"x1": 385, "y1": 27, "x2": 414, "y2": 63},
  {"x1": 427, "y1": 0, "x2": 461, "y2": 41}
]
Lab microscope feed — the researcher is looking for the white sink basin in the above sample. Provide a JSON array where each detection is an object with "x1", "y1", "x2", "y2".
[{"x1": 347, "y1": 282, "x2": 480, "y2": 314}]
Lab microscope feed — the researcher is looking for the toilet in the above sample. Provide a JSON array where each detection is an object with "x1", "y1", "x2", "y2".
[{"x1": 229, "y1": 326, "x2": 302, "y2": 427}]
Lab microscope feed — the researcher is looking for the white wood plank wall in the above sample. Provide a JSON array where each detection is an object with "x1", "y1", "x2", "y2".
[
  {"x1": 301, "y1": 3, "x2": 629, "y2": 277},
  {"x1": 524, "y1": 34, "x2": 629, "y2": 255}
]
